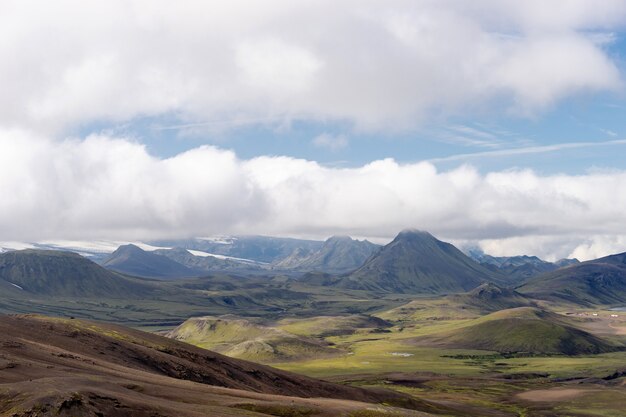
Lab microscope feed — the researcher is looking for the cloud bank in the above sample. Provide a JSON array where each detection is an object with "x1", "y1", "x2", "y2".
[
  {"x1": 2, "y1": 129, "x2": 626, "y2": 260},
  {"x1": 0, "y1": 0, "x2": 624, "y2": 133}
]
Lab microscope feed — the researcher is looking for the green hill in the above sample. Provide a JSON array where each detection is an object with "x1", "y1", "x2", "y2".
[
  {"x1": 449, "y1": 282, "x2": 536, "y2": 313},
  {"x1": 518, "y1": 252, "x2": 626, "y2": 306},
  {"x1": 167, "y1": 316, "x2": 340, "y2": 362},
  {"x1": 335, "y1": 230, "x2": 504, "y2": 294},
  {"x1": 277, "y1": 314, "x2": 392, "y2": 337},
  {"x1": 0, "y1": 249, "x2": 151, "y2": 297},
  {"x1": 379, "y1": 283, "x2": 535, "y2": 322},
  {"x1": 415, "y1": 307, "x2": 620, "y2": 355}
]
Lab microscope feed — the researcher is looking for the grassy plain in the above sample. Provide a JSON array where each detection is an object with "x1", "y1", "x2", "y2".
[{"x1": 255, "y1": 306, "x2": 626, "y2": 416}]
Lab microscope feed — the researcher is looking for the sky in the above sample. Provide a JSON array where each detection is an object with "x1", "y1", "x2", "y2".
[{"x1": 2, "y1": 0, "x2": 626, "y2": 261}]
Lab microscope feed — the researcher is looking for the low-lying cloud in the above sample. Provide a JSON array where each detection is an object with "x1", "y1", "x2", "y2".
[{"x1": 2, "y1": 129, "x2": 626, "y2": 261}]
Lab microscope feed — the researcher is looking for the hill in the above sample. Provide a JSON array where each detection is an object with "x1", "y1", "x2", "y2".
[
  {"x1": 278, "y1": 314, "x2": 392, "y2": 337},
  {"x1": 518, "y1": 252, "x2": 626, "y2": 306},
  {"x1": 335, "y1": 230, "x2": 504, "y2": 294},
  {"x1": 0, "y1": 249, "x2": 150, "y2": 297},
  {"x1": 379, "y1": 283, "x2": 536, "y2": 322},
  {"x1": 273, "y1": 236, "x2": 380, "y2": 273},
  {"x1": 415, "y1": 307, "x2": 620, "y2": 355},
  {"x1": 0, "y1": 314, "x2": 417, "y2": 417},
  {"x1": 167, "y1": 316, "x2": 340, "y2": 362},
  {"x1": 449, "y1": 283, "x2": 537, "y2": 313},
  {"x1": 102, "y1": 244, "x2": 200, "y2": 278}
]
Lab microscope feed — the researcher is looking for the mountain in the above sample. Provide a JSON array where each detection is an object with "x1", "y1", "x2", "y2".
[
  {"x1": 273, "y1": 236, "x2": 380, "y2": 273},
  {"x1": 0, "y1": 249, "x2": 150, "y2": 297},
  {"x1": 490, "y1": 255, "x2": 558, "y2": 281},
  {"x1": 154, "y1": 247, "x2": 266, "y2": 274},
  {"x1": 273, "y1": 246, "x2": 315, "y2": 268},
  {"x1": 103, "y1": 244, "x2": 200, "y2": 279},
  {"x1": 167, "y1": 316, "x2": 339, "y2": 362},
  {"x1": 334, "y1": 230, "x2": 504, "y2": 294},
  {"x1": 0, "y1": 314, "x2": 415, "y2": 417},
  {"x1": 150, "y1": 236, "x2": 324, "y2": 263},
  {"x1": 415, "y1": 307, "x2": 620, "y2": 355},
  {"x1": 518, "y1": 252, "x2": 626, "y2": 306}
]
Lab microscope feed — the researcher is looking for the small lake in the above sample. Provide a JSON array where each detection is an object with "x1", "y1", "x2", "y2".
[{"x1": 609, "y1": 306, "x2": 626, "y2": 311}]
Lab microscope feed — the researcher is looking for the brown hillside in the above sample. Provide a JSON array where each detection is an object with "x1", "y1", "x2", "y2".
[{"x1": 0, "y1": 314, "x2": 425, "y2": 417}]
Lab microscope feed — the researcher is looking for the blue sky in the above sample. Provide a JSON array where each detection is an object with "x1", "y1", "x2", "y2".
[
  {"x1": 76, "y1": 46, "x2": 626, "y2": 176},
  {"x1": 93, "y1": 89, "x2": 626, "y2": 174},
  {"x1": 2, "y1": 1, "x2": 626, "y2": 260}
]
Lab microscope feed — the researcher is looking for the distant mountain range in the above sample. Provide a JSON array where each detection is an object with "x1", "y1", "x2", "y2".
[
  {"x1": 0, "y1": 233, "x2": 583, "y2": 281},
  {"x1": 99, "y1": 236, "x2": 380, "y2": 278},
  {"x1": 2, "y1": 230, "x2": 626, "y2": 307},
  {"x1": 149, "y1": 236, "x2": 324, "y2": 263},
  {"x1": 2, "y1": 235, "x2": 379, "y2": 277},
  {"x1": 102, "y1": 244, "x2": 273, "y2": 279},
  {"x1": 468, "y1": 250, "x2": 579, "y2": 282}
]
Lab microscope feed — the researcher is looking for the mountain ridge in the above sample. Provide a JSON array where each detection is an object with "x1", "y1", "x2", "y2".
[{"x1": 333, "y1": 229, "x2": 505, "y2": 294}]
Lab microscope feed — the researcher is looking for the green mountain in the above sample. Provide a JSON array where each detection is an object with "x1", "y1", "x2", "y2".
[
  {"x1": 518, "y1": 252, "x2": 626, "y2": 306},
  {"x1": 103, "y1": 244, "x2": 199, "y2": 279},
  {"x1": 417, "y1": 307, "x2": 620, "y2": 355},
  {"x1": 273, "y1": 235, "x2": 379, "y2": 273},
  {"x1": 0, "y1": 249, "x2": 150, "y2": 297},
  {"x1": 335, "y1": 230, "x2": 504, "y2": 294}
]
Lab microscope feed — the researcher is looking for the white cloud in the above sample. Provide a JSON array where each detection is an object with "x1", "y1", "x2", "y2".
[
  {"x1": 569, "y1": 235, "x2": 626, "y2": 260},
  {"x1": 2, "y1": 129, "x2": 626, "y2": 260},
  {"x1": 236, "y1": 38, "x2": 323, "y2": 96},
  {"x1": 0, "y1": 0, "x2": 623, "y2": 133},
  {"x1": 312, "y1": 133, "x2": 349, "y2": 151}
]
